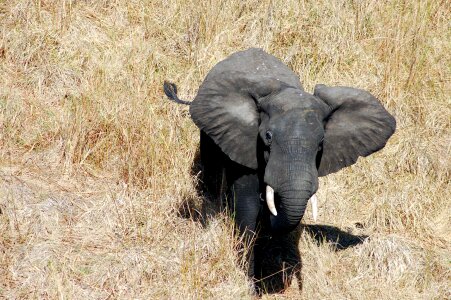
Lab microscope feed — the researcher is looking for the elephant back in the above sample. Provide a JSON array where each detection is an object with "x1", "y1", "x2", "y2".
[{"x1": 201, "y1": 48, "x2": 303, "y2": 92}]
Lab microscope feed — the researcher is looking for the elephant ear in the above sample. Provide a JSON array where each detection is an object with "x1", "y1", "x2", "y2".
[
  {"x1": 314, "y1": 84, "x2": 396, "y2": 176},
  {"x1": 190, "y1": 72, "x2": 284, "y2": 169},
  {"x1": 190, "y1": 48, "x2": 302, "y2": 169}
]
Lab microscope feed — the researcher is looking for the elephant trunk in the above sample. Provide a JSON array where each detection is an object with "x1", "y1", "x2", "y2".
[
  {"x1": 269, "y1": 187, "x2": 312, "y2": 233},
  {"x1": 264, "y1": 146, "x2": 319, "y2": 233}
]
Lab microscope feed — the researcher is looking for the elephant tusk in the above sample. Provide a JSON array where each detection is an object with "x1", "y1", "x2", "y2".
[
  {"x1": 310, "y1": 194, "x2": 318, "y2": 222},
  {"x1": 266, "y1": 185, "x2": 277, "y2": 216}
]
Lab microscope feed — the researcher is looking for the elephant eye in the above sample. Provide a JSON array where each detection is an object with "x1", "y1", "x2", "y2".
[{"x1": 265, "y1": 130, "x2": 273, "y2": 143}]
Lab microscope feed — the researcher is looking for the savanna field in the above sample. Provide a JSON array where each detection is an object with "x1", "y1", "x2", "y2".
[{"x1": 0, "y1": 1, "x2": 449, "y2": 299}]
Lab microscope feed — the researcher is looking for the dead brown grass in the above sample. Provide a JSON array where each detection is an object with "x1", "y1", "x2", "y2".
[{"x1": 0, "y1": 0, "x2": 449, "y2": 299}]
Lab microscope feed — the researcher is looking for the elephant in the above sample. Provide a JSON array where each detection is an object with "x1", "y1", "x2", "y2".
[{"x1": 163, "y1": 48, "x2": 396, "y2": 292}]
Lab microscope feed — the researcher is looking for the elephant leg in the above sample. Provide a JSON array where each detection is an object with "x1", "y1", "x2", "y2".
[
  {"x1": 199, "y1": 130, "x2": 228, "y2": 207},
  {"x1": 226, "y1": 167, "x2": 262, "y2": 279}
]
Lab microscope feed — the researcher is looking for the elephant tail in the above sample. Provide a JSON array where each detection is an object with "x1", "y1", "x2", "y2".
[{"x1": 163, "y1": 81, "x2": 191, "y2": 105}]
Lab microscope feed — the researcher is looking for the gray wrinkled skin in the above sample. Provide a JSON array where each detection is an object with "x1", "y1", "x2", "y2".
[
  {"x1": 189, "y1": 48, "x2": 395, "y2": 232},
  {"x1": 165, "y1": 48, "x2": 396, "y2": 291}
]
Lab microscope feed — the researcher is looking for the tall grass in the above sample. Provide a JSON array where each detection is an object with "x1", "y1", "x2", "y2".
[{"x1": 0, "y1": 0, "x2": 449, "y2": 299}]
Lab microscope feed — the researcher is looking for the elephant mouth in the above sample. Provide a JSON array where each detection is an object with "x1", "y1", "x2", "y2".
[{"x1": 265, "y1": 185, "x2": 318, "y2": 222}]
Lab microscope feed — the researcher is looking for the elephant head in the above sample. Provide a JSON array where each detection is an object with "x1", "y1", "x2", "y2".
[{"x1": 188, "y1": 48, "x2": 396, "y2": 233}]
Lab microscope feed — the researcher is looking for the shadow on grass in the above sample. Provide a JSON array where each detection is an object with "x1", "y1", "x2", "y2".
[
  {"x1": 253, "y1": 224, "x2": 367, "y2": 294},
  {"x1": 253, "y1": 227, "x2": 302, "y2": 295},
  {"x1": 176, "y1": 192, "x2": 213, "y2": 227},
  {"x1": 302, "y1": 224, "x2": 368, "y2": 251}
]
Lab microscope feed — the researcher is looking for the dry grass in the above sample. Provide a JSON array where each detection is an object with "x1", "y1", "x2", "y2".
[{"x1": 0, "y1": 0, "x2": 450, "y2": 299}]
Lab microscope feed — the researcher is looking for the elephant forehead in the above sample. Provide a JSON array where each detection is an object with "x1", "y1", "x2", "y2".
[
  {"x1": 264, "y1": 89, "x2": 326, "y2": 115},
  {"x1": 271, "y1": 110, "x2": 324, "y2": 134}
]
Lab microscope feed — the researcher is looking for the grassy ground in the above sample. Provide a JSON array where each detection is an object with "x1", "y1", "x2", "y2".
[{"x1": 0, "y1": 0, "x2": 449, "y2": 299}]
